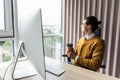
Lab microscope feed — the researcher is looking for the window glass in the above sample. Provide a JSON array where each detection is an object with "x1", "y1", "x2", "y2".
[
  {"x1": 0, "y1": 41, "x2": 13, "y2": 63},
  {"x1": 17, "y1": 0, "x2": 62, "y2": 60},
  {"x1": 0, "y1": 0, "x2": 13, "y2": 37},
  {"x1": 0, "y1": 0, "x2": 15, "y2": 63},
  {"x1": 0, "y1": 0, "x2": 5, "y2": 30}
]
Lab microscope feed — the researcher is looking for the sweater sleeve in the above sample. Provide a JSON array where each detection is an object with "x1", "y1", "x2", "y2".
[{"x1": 75, "y1": 40, "x2": 105, "y2": 71}]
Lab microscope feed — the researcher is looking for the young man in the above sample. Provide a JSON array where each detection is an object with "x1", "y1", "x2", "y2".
[{"x1": 66, "y1": 16, "x2": 105, "y2": 71}]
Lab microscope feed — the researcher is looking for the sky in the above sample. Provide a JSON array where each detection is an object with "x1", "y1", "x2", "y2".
[{"x1": 17, "y1": 0, "x2": 61, "y2": 25}]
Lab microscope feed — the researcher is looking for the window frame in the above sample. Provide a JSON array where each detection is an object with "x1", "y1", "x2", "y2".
[
  {"x1": 0, "y1": 0, "x2": 18, "y2": 63},
  {"x1": 0, "y1": 0, "x2": 14, "y2": 37}
]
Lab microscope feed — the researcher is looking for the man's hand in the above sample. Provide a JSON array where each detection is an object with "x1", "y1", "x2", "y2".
[{"x1": 66, "y1": 50, "x2": 76, "y2": 59}]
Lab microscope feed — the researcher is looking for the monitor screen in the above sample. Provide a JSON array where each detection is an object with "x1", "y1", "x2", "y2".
[{"x1": 17, "y1": 8, "x2": 46, "y2": 80}]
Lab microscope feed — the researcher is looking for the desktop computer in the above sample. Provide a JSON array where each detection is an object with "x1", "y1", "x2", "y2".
[
  {"x1": 10, "y1": 8, "x2": 65, "y2": 80},
  {"x1": 12, "y1": 8, "x2": 46, "y2": 80}
]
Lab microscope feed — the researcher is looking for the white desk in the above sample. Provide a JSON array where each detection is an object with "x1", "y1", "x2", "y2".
[{"x1": 0, "y1": 57, "x2": 119, "y2": 80}]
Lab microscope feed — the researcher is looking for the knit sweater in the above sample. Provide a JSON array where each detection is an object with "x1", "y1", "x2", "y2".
[{"x1": 71, "y1": 37, "x2": 105, "y2": 71}]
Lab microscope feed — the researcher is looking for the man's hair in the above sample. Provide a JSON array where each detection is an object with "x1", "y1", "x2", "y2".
[
  {"x1": 85, "y1": 16, "x2": 101, "y2": 37},
  {"x1": 85, "y1": 16, "x2": 101, "y2": 33}
]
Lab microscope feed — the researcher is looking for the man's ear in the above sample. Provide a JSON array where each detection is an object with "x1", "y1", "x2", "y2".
[{"x1": 87, "y1": 24, "x2": 92, "y2": 29}]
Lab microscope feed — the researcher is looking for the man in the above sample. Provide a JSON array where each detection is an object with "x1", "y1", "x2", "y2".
[{"x1": 66, "y1": 16, "x2": 105, "y2": 71}]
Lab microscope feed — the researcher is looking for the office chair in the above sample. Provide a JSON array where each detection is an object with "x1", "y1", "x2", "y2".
[{"x1": 100, "y1": 64, "x2": 106, "y2": 69}]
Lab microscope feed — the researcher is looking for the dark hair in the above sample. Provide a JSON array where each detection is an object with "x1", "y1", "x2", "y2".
[{"x1": 85, "y1": 16, "x2": 101, "y2": 33}]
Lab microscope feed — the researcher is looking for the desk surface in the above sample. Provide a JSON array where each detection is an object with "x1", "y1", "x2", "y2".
[{"x1": 0, "y1": 57, "x2": 120, "y2": 80}]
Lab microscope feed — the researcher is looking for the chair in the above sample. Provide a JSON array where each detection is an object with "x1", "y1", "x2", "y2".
[{"x1": 100, "y1": 64, "x2": 106, "y2": 69}]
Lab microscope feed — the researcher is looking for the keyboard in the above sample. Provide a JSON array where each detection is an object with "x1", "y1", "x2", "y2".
[{"x1": 45, "y1": 64, "x2": 65, "y2": 76}]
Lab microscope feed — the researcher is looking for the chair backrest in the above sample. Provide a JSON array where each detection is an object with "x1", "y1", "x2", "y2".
[
  {"x1": 100, "y1": 64, "x2": 106, "y2": 69},
  {"x1": 95, "y1": 27, "x2": 101, "y2": 37}
]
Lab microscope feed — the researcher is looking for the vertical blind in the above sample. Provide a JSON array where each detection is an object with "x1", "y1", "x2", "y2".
[{"x1": 62, "y1": 0, "x2": 120, "y2": 78}]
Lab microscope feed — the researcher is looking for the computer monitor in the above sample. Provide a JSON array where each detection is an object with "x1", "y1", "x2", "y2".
[{"x1": 12, "y1": 8, "x2": 46, "y2": 80}]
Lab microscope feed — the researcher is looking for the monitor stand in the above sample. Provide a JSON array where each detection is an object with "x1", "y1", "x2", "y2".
[
  {"x1": 13, "y1": 60, "x2": 38, "y2": 80},
  {"x1": 11, "y1": 41, "x2": 38, "y2": 80}
]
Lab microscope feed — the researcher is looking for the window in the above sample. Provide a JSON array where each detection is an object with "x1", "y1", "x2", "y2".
[
  {"x1": 42, "y1": 0, "x2": 62, "y2": 60},
  {"x1": 0, "y1": 0, "x2": 13, "y2": 37},
  {"x1": 17, "y1": 0, "x2": 62, "y2": 60},
  {"x1": 0, "y1": 40, "x2": 13, "y2": 63},
  {"x1": 0, "y1": 0, "x2": 15, "y2": 63},
  {"x1": 0, "y1": 0, "x2": 4, "y2": 30}
]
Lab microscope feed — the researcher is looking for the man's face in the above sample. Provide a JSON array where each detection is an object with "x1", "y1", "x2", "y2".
[{"x1": 80, "y1": 20, "x2": 88, "y2": 33}]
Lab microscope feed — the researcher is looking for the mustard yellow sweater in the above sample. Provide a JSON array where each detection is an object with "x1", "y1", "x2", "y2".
[{"x1": 71, "y1": 37, "x2": 105, "y2": 71}]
